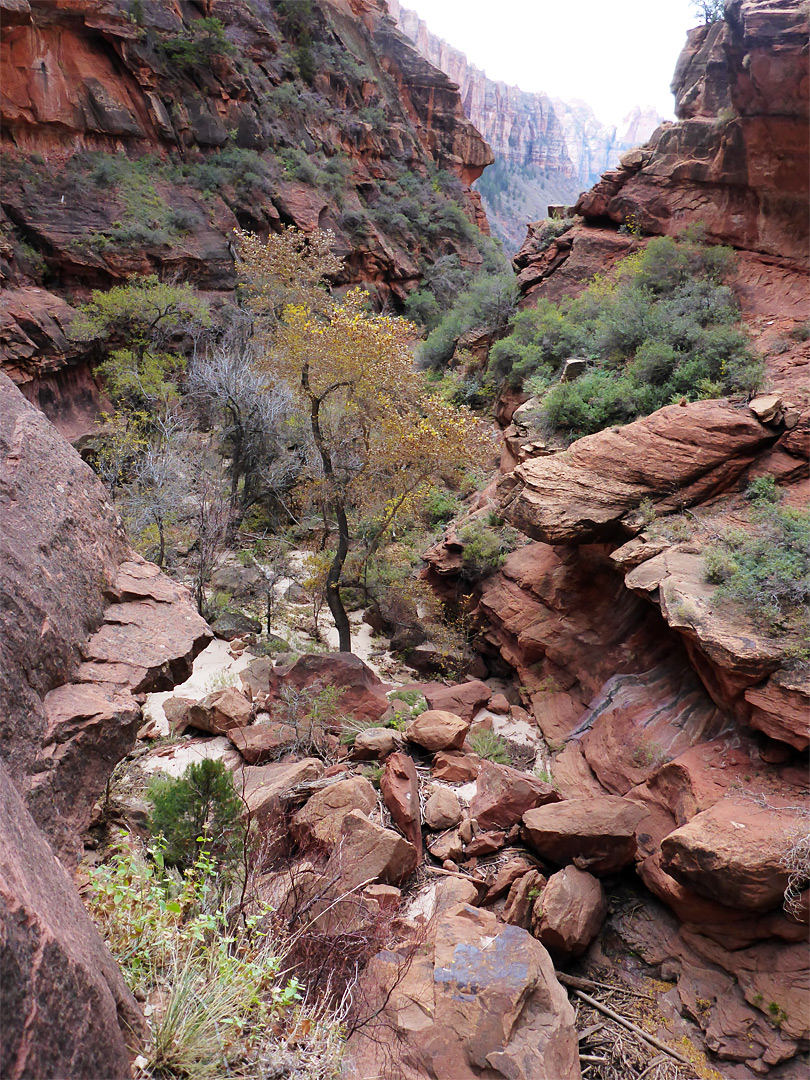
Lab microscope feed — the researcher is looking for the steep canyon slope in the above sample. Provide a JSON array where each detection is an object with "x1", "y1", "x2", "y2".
[
  {"x1": 0, "y1": 0, "x2": 492, "y2": 434},
  {"x1": 391, "y1": 0, "x2": 663, "y2": 250},
  {"x1": 427, "y1": 2, "x2": 809, "y2": 1075}
]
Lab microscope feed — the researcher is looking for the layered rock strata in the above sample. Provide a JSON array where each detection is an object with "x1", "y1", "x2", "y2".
[
  {"x1": 0, "y1": 0, "x2": 492, "y2": 432},
  {"x1": 514, "y1": 0, "x2": 810, "y2": 301}
]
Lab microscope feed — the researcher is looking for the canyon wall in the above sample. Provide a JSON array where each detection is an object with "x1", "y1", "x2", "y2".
[
  {"x1": 0, "y1": 372, "x2": 216, "y2": 1077},
  {"x1": 0, "y1": 0, "x2": 492, "y2": 433},
  {"x1": 390, "y1": 0, "x2": 663, "y2": 250},
  {"x1": 421, "y1": 3, "x2": 809, "y2": 1075}
]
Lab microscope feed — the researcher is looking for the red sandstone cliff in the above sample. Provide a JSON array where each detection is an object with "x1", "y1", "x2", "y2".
[
  {"x1": 0, "y1": 0, "x2": 493, "y2": 431},
  {"x1": 424, "y1": 4, "x2": 809, "y2": 1074}
]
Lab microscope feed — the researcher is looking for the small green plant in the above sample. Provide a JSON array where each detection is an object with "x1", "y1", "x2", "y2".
[
  {"x1": 84, "y1": 842, "x2": 338, "y2": 1078},
  {"x1": 147, "y1": 758, "x2": 244, "y2": 872},
  {"x1": 360, "y1": 763, "x2": 384, "y2": 789},
  {"x1": 704, "y1": 477, "x2": 810, "y2": 644},
  {"x1": 469, "y1": 728, "x2": 511, "y2": 765},
  {"x1": 533, "y1": 767, "x2": 556, "y2": 786},
  {"x1": 458, "y1": 520, "x2": 518, "y2": 583}
]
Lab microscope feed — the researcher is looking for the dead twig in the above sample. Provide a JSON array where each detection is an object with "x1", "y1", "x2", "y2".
[{"x1": 567, "y1": 987, "x2": 692, "y2": 1069}]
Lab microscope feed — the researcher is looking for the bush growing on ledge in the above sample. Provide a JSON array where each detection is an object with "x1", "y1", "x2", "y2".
[
  {"x1": 458, "y1": 519, "x2": 518, "y2": 583},
  {"x1": 488, "y1": 235, "x2": 764, "y2": 440},
  {"x1": 705, "y1": 476, "x2": 810, "y2": 648}
]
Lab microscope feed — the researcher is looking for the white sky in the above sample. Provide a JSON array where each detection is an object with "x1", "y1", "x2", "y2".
[{"x1": 403, "y1": 0, "x2": 701, "y2": 127}]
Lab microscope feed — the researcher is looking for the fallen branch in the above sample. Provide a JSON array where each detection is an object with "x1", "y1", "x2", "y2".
[
  {"x1": 566, "y1": 987, "x2": 692, "y2": 1069},
  {"x1": 579, "y1": 1054, "x2": 608, "y2": 1064},
  {"x1": 560, "y1": 971, "x2": 653, "y2": 1002}
]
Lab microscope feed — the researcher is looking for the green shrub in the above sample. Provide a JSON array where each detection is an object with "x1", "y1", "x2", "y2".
[
  {"x1": 147, "y1": 758, "x2": 244, "y2": 872},
  {"x1": 704, "y1": 478, "x2": 810, "y2": 644},
  {"x1": 419, "y1": 271, "x2": 518, "y2": 369},
  {"x1": 158, "y1": 17, "x2": 236, "y2": 69},
  {"x1": 469, "y1": 728, "x2": 511, "y2": 764},
  {"x1": 487, "y1": 236, "x2": 763, "y2": 439},
  {"x1": 458, "y1": 520, "x2": 517, "y2": 582},
  {"x1": 423, "y1": 487, "x2": 461, "y2": 527}
]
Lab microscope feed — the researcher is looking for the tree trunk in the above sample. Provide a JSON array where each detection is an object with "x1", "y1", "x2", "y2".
[
  {"x1": 305, "y1": 378, "x2": 352, "y2": 651},
  {"x1": 157, "y1": 517, "x2": 165, "y2": 568},
  {"x1": 326, "y1": 499, "x2": 352, "y2": 651}
]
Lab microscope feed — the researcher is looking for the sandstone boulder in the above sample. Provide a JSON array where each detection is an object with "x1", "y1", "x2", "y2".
[
  {"x1": 406, "y1": 709, "x2": 470, "y2": 752},
  {"x1": 347, "y1": 902, "x2": 579, "y2": 1080},
  {"x1": 274, "y1": 653, "x2": 390, "y2": 722},
  {"x1": 291, "y1": 776, "x2": 377, "y2": 849},
  {"x1": 660, "y1": 797, "x2": 803, "y2": 912},
  {"x1": 464, "y1": 830, "x2": 506, "y2": 858},
  {"x1": 208, "y1": 612, "x2": 262, "y2": 641},
  {"x1": 239, "y1": 656, "x2": 276, "y2": 702},
  {"x1": 470, "y1": 760, "x2": 561, "y2": 830},
  {"x1": 351, "y1": 726, "x2": 401, "y2": 760},
  {"x1": 503, "y1": 869, "x2": 546, "y2": 930},
  {"x1": 241, "y1": 758, "x2": 324, "y2": 829},
  {"x1": 536, "y1": 866, "x2": 607, "y2": 958},
  {"x1": 227, "y1": 720, "x2": 294, "y2": 764},
  {"x1": 424, "y1": 786, "x2": 463, "y2": 829},
  {"x1": 328, "y1": 810, "x2": 418, "y2": 889},
  {"x1": 425, "y1": 680, "x2": 491, "y2": 720},
  {"x1": 427, "y1": 828, "x2": 464, "y2": 863},
  {"x1": 173, "y1": 686, "x2": 254, "y2": 735},
  {"x1": 380, "y1": 752, "x2": 422, "y2": 856},
  {"x1": 432, "y1": 750, "x2": 480, "y2": 781},
  {"x1": 523, "y1": 797, "x2": 648, "y2": 875}
]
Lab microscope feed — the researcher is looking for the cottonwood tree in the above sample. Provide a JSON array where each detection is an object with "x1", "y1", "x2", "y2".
[
  {"x1": 236, "y1": 229, "x2": 492, "y2": 652},
  {"x1": 120, "y1": 412, "x2": 187, "y2": 567}
]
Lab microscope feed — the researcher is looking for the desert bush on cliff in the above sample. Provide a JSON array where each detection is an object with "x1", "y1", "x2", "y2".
[
  {"x1": 705, "y1": 477, "x2": 810, "y2": 649},
  {"x1": 419, "y1": 270, "x2": 519, "y2": 369},
  {"x1": 489, "y1": 236, "x2": 763, "y2": 438},
  {"x1": 457, "y1": 519, "x2": 519, "y2": 583}
]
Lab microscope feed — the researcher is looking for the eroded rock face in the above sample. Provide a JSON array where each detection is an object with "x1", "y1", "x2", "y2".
[
  {"x1": 498, "y1": 401, "x2": 774, "y2": 545},
  {"x1": 0, "y1": 375, "x2": 211, "y2": 863},
  {"x1": 0, "y1": 759, "x2": 144, "y2": 1080},
  {"x1": 346, "y1": 902, "x2": 580, "y2": 1080},
  {"x1": 575, "y1": 1, "x2": 809, "y2": 259}
]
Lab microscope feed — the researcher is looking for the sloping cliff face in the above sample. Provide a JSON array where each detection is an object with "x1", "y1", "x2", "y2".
[
  {"x1": 390, "y1": 0, "x2": 663, "y2": 249},
  {"x1": 425, "y1": 4, "x2": 809, "y2": 1075},
  {"x1": 575, "y1": 0, "x2": 809, "y2": 258},
  {"x1": 0, "y1": 0, "x2": 492, "y2": 429},
  {"x1": 0, "y1": 372, "x2": 215, "y2": 1077}
]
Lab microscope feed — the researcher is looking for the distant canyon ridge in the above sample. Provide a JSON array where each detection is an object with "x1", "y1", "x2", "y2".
[{"x1": 391, "y1": 1, "x2": 664, "y2": 249}]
